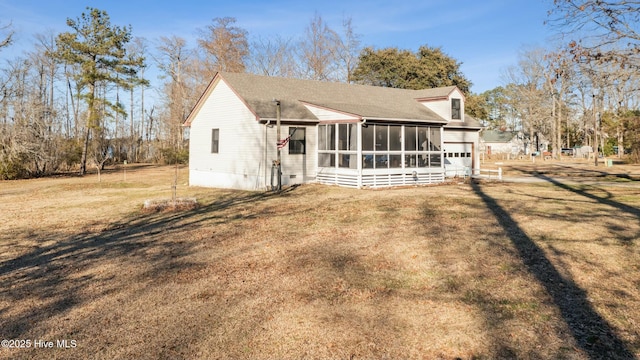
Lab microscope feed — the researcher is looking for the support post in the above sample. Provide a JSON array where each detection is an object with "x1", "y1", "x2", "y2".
[
  {"x1": 593, "y1": 93, "x2": 599, "y2": 167},
  {"x1": 275, "y1": 100, "x2": 282, "y2": 192}
]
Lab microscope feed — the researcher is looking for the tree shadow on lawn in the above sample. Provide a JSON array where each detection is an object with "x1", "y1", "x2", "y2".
[
  {"x1": 0, "y1": 189, "x2": 285, "y2": 341},
  {"x1": 509, "y1": 163, "x2": 640, "y2": 182},
  {"x1": 509, "y1": 164, "x2": 640, "y2": 245},
  {"x1": 532, "y1": 172, "x2": 640, "y2": 228},
  {"x1": 470, "y1": 180, "x2": 635, "y2": 359}
]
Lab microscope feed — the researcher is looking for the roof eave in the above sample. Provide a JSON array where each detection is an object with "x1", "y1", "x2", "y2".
[
  {"x1": 444, "y1": 124, "x2": 483, "y2": 130},
  {"x1": 259, "y1": 118, "x2": 319, "y2": 125},
  {"x1": 363, "y1": 116, "x2": 448, "y2": 124}
]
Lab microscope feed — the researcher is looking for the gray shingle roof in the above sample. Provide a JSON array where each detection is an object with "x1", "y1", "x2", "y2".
[
  {"x1": 219, "y1": 72, "x2": 445, "y2": 122},
  {"x1": 445, "y1": 115, "x2": 483, "y2": 129},
  {"x1": 481, "y1": 130, "x2": 518, "y2": 142},
  {"x1": 186, "y1": 72, "x2": 481, "y2": 128},
  {"x1": 413, "y1": 86, "x2": 458, "y2": 99}
]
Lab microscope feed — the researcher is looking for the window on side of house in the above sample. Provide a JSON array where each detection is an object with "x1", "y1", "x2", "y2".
[
  {"x1": 211, "y1": 128, "x2": 219, "y2": 153},
  {"x1": 289, "y1": 127, "x2": 306, "y2": 154},
  {"x1": 451, "y1": 98, "x2": 461, "y2": 120}
]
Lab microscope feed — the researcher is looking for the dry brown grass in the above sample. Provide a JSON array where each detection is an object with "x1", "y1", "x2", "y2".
[{"x1": 1, "y1": 163, "x2": 639, "y2": 359}]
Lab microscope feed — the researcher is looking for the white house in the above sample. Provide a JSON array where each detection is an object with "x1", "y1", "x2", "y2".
[
  {"x1": 183, "y1": 72, "x2": 482, "y2": 190},
  {"x1": 480, "y1": 130, "x2": 525, "y2": 157}
]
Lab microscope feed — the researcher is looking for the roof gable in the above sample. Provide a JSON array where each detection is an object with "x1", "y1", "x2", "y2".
[
  {"x1": 413, "y1": 86, "x2": 462, "y2": 101},
  {"x1": 301, "y1": 102, "x2": 361, "y2": 121}
]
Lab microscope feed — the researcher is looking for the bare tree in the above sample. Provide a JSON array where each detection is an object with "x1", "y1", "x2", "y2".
[
  {"x1": 335, "y1": 17, "x2": 361, "y2": 83},
  {"x1": 579, "y1": 57, "x2": 640, "y2": 158},
  {"x1": 123, "y1": 37, "x2": 149, "y2": 162},
  {"x1": 249, "y1": 35, "x2": 298, "y2": 77},
  {"x1": 298, "y1": 13, "x2": 340, "y2": 81},
  {"x1": 247, "y1": 14, "x2": 360, "y2": 83},
  {"x1": 548, "y1": 1, "x2": 640, "y2": 66},
  {"x1": 197, "y1": 17, "x2": 248, "y2": 76},
  {"x1": 155, "y1": 35, "x2": 192, "y2": 151},
  {"x1": 0, "y1": 21, "x2": 13, "y2": 50},
  {"x1": 504, "y1": 48, "x2": 551, "y2": 154},
  {"x1": 0, "y1": 52, "x2": 60, "y2": 178},
  {"x1": 543, "y1": 49, "x2": 575, "y2": 158}
]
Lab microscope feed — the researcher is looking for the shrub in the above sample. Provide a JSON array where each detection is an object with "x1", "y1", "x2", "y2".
[
  {"x1": 159, "y1": 147, "x2": 189, "y2": 165},
  {"x1": 0, "y1": 153, "x2": 30, "y2": 180}
]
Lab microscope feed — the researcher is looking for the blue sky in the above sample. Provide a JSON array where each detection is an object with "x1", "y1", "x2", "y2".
[{"x1": 0, "y1": 0, "x2": 557, "y2": 93}]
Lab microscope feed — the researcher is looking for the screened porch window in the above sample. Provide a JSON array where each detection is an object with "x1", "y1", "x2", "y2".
[
  {"x1": 319, "y1": 123, "x2": 442, "y2": 169},
  {"x1": 318, "y1": 124, "x2": 336, "y2": 167},
  {"x1": 401, "y1": 125, "x2": 441, "y2": 168},
  {"x1": 338, "y1": 123, "x2": 358, "y2": 168},
  {"x1": 363, "y1": 124, "x2": 403, "y2": 169}
]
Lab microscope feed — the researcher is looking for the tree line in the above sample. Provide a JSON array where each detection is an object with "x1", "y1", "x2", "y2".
[
  {"x1": 477, "y1": 0, "x2": 640, "y2": 161},
  {"x1": 1, "y1": 1, "x2": 639, "y2": 179},
  {"x1": 0, "y1": 8, "x2": 477, "y2": 179}
]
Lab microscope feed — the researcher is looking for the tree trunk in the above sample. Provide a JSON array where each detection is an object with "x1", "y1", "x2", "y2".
[
  {"x1": 551, "y1": 94, "x2": 557, "y2": 159},
  {"x1": 557, "y1": 92, "x2": 562, "y2": 159},
  {"x1": 80, "y1": 83, "x2": 96, "y2": 175},
  {"x1": 79, "y1": 126, "x2": 90, "y2": 175},
  {"x1": 139, "y1": 67, "x2": 145, "y2": 162},
  {"x1": 618, "y1": 125, "x2": 624, "y2": 158}
]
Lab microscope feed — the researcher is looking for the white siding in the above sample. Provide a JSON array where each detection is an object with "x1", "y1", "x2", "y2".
[
  {"x1": 420, "y1": 88, "x2": 465, "y2": 121},
  {"x1": 443, "y1": 129, "x2": 477, "y2": 144},
  {"x1": 443, "y1": 128, "x2": 480, "y2": 175},
  {"x1": 303, "y1": 104, "x2": 359, "y2": 121},
  {"x1": 188, "y1": 79, "x2": 267, "y2": 190},
  {"x1": 261, "y1": 125, "x2": 317, "y2": 188},
  {"x1": 283, "y1": 125, "x2": 317, "y2": 185},
  {"x1": 187, "y1": 78, "x2": 479, "y2": 189},
  {"x1": 483, "y1": 142, "x2": 515, "y2": 154}
]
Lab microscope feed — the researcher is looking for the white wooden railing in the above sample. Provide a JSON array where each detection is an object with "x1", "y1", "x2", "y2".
[{"x1": 471, "y1": 167, "x2": 502, "y2": 180}]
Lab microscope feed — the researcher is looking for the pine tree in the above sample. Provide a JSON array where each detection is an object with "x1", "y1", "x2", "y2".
[{"x1": 55, "y1": 7, "x2": 145, "y2": 174}]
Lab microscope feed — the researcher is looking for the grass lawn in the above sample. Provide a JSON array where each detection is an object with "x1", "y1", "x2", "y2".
[{"x1": 1, "y1": 162, "x2": 639, "y2": 359}]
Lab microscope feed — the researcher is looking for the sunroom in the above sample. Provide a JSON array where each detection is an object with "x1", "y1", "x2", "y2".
[{"x1": 316, "y1": 121, "x2": 446, "y2": 188}]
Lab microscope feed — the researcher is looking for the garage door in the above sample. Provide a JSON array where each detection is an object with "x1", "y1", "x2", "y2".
[{"x1": 444, "y1": 143, "x2": 473, "y2": 175}]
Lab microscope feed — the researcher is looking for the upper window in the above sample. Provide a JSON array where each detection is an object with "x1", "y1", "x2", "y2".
[
  {"x1": 451, "y1": 98, "x2": 461, "y2": 120},
  {"x1": 211, "y1": 129, "x2": 219, "y2": 153},
  {"x1": 289, "y1": 127, "x2": 306, "y2": 154}
]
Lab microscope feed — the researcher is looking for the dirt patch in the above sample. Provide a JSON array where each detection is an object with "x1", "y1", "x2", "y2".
[{"x1": 142, "y1": 198, "x2": 199, "y2": 212}]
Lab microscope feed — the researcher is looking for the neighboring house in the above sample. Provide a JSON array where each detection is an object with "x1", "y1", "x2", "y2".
[
  {"x1": 183, "y1": 72, "x2": 482, "y2": 190},
  {"x1": 480, "y1": 130, "x2": 525, "y2": 157}
]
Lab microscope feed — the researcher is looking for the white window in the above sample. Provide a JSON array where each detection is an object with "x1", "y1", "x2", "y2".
[
  {"x1": 289, "y1": 127, "x2": 305, "y2": 154},
  {"x1": 451, "y1": 99, "x2": 461, "y2": 120},
  {"x1": 211, "y1": 129, "x2": 219, "y2": 153}
]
